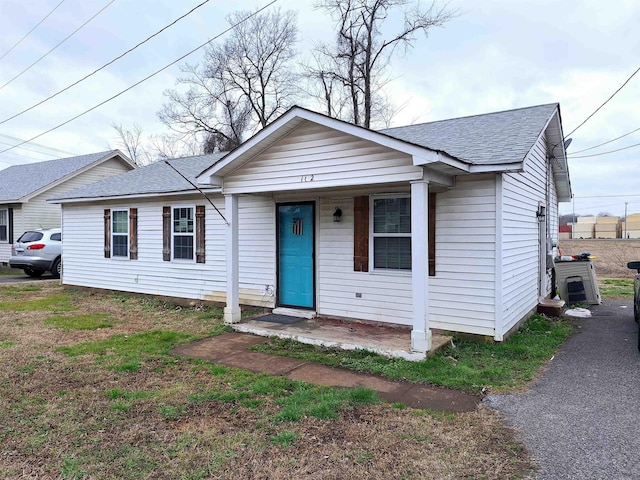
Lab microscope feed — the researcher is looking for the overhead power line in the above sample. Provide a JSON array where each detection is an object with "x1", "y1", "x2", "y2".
[
  {"x1": 0, "y1": 0, "x2": 212, "y2": 126},
  {"x1": 565, "y1": 65, "x2": 640, "y2": 138},
  {"x1": 0, "y1": 0, "x2": 116, "y2": 92},
  {"x1": 0, "y1": 133, "x2": 76, "y2": 156},
  {"x1": 568, "y1": 125, "x2": 640, "y2": 155},
  {"x1": 0, "y1": 1, "x2": 279, "y2": 156},
  {"x1": 0, "y1": 0, "x2": 66, "y2": 62},
  {"x1": 0, "y1": 139, "x2": 69, "y2": 158},
  {"x1": 567, "y1": 141, "x2": 640, "y2": 159}
]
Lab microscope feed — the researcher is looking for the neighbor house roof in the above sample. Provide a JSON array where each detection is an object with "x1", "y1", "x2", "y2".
[
  {"x1": 52, "y1": 152, "x2": 226, "y2": 202},
  {"x1": 0, "y1": 150, "x2": 134, "y2": 203},
  {"x1": 380, "y1": 103, "x2": 559, "y2": 166}
]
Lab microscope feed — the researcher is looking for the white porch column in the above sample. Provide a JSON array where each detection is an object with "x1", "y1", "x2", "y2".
[
  {"x1": 410, "y1": 180, "x2": 432, "y2": 353},
  {"x1": 224, "y1": 194, "x2": 241, "y2": 324}
]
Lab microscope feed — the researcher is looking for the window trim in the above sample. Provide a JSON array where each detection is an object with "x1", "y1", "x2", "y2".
[
  {"x1": 171, "y1": 205, "x2": 196, "y2": 262},
  {"x1": 369, "y1": 194, "x2": 412, "y2": 272},
  {"x1": 0, "y1": 208, "x2": 8, "y2": 243},
  {"x1": 111, "y1": 209, "x2": 130, "y2": 259}
]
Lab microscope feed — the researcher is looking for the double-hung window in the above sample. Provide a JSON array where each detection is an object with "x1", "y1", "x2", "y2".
[
  {"x1": 0, "y1": 209, "x2": 7, "y2": 242},
  {"x1": 104, "y1": 208, "x2": 137, "y2": 260},
  {"x1": 172, "y1": 207, "x2": 195, "y2": 260},
  {"x1": 371, "y1": 196, "x2": 411, "y2": 270},
  {"x1": 111, "y1": 210, "x2": 129, "y2": 257}
]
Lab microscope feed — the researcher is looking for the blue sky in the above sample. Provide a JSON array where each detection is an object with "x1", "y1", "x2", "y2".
[{"x1": 0, "y1": 0, "x2": 639, "y2": 216}]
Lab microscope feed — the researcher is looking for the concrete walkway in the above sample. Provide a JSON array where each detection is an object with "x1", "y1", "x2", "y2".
[
  {"x1": 172, "y1": 332, "x2": 479, "y2": 412},
  {"x1": 485, "y1": 299, "x2": 640, "y2": 479}
]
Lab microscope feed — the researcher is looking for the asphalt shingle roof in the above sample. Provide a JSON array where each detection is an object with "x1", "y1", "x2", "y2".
[
  {"x1": 50, "y1": 104, "x2": 559, "y2": 202},
  {"x1": 0, "y1": 150, "x2": 122, "y2": 202},
  {"x1": 52, "y1": 152, "x2": 227, "y2": 201},
  {"x1": 380, "y1": 103, "x2": 558, "y2": 165}
]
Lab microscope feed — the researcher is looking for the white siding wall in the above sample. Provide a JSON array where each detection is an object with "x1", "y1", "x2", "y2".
[
  {"x1": 223, "y1": 121, "x2": 423, "y2": 194},
  {"x1": 61, "y1": 195, "x2": 276, "y2": 307},
  {"x1": 500, "y1": 133, "x2": 550, "y2": 335},
  {"x1": 238, "y1": 195, "x2": 276, "y2": 307},
  {"x1": 23, "y1": 158, "x2": 132, "y2": 231},
  {"x1": 429, "y1": 175, "x2": 498, "y2": 336}
]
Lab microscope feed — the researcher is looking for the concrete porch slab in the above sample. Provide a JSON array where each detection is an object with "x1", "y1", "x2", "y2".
[{"x1": 231, "y1": 315, "x2": 452, "y2": 361}]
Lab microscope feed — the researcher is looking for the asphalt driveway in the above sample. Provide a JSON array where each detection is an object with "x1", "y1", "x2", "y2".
[
  {"x1": 0, "y1": 274, "x2": 57, "y2": 283},
  {"x1": 485, "y1": 299, "x2": 640, "y2": 479}
]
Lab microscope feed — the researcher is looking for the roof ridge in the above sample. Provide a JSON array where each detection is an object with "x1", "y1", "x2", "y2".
[
  {"x1": 2, "y1": 149, "x2": 117, "y2": 171},
  {"x1": 382, "y1": 103, "x2": 559, "y2": 131},
  {"x1": 167, "y1": 151, "x2": 228, "y2": 163}
]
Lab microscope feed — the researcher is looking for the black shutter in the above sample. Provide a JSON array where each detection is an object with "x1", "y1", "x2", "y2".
[{"x1": 7, "y1": 207, "x2": 13, "y2": 244}]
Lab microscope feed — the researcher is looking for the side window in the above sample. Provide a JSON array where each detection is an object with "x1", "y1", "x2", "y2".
[
  {"x1": 50, "y1": 232, "x2": 62, "y2": 241},
  {"x1": 104, "y1": 208, "x2": 138, "y2": 260},
  {"x1": 112, "y1": 210, "x2": 129, "y2": 257},
  {"x1": 172, "y1": 207, "x2": 195, "y2": 260},
  {"x1": 371, "y1": 196, "x2": 411, "y2": 270}
]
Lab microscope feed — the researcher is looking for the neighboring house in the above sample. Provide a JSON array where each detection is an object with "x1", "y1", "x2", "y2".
[
  {"x1": 0, "y1": 150, "x2": 135, "y2": 264},
  {"x1": 52, "y1": 104, "x2": 571, "y2": 355}
]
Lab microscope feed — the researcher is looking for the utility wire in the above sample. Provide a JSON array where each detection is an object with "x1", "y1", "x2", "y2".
[
  {"x1": 0, "y1": 0, "x2": 116, "y2": 92},
  {"x1": 569, "y1": 126, "x2": 640, "y2": 154},
  {"x1": 573, "y1": 193, "x2": 640, "y2": 199},
  {"x1": 0, "y1": 140, "x2": 68, "y2": 158},
  {"x1": 0, "y1": 1, "x2": 278, "y2": 156},
  {"x1": 0, "y1": 0, "x2": 212, "y2": 126},
  {"x1": 568, "y1": 141, "x2": 640, "y2": 159},
  {"x1": 565, "y1": 65, "x2": 640, "y2": 138},
  {"x1": 0, "y1": 133, "x2": 76, "y2": 155},
  {"x1": 0, "y1": 0, "x2": 66, "y2": 62}
]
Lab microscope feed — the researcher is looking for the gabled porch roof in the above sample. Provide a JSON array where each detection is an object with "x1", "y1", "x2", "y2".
[{"x1": 195, "y1": 106, "x2": 469, "y2": 186}]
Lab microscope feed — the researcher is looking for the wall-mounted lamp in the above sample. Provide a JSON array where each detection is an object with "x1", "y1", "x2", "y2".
[
  {"x1": 333, "y1": 207, "x2": 343, "y2": 223},
  {"x1": 536, "y1": 205, "x2": 546, "y2": 222}
]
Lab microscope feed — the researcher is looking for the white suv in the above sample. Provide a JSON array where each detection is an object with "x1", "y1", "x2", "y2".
[{"x1": 9, "y1": 228, "x2": 62, "y2": 278}]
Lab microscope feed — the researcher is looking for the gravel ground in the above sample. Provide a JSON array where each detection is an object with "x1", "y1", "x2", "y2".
[{"x1": 485, "y1": 300, "x2": 640, "y2": 479}]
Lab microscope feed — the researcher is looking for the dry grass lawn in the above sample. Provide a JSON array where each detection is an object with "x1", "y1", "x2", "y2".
[{"x1": 0, "y1": 283, "x2": 533, "y2": 479}]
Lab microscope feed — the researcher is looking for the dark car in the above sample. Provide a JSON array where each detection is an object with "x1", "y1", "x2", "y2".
[
  {"x1": 9, "y1": 228, "x2": 62, "y2": 278},
  {"x1": 626, "y1": 261, "x2": 640, "y2": 350}
]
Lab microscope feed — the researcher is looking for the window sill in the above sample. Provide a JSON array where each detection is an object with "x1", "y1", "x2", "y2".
[{"x1": 368, "y1": 268, "x2": 412, "y2": 276}]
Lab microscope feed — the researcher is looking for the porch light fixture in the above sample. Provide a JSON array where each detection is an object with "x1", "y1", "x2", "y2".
[
  {"x1": 333, "y1": 207, "x2": 343, "y2": 223},
  {"x1": 536, "y1": 205, "x2": 546, "y2": 222}
]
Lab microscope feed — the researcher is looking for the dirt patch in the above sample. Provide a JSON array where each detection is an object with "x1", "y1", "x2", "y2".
[
  {"x1": 0, "y1": 283, "x2": 534, "y2": 479},
  {"x1": 559, "y1": 239, "x2": 640, "y2": 278}
]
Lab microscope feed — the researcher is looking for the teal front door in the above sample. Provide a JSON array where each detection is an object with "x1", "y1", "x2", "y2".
[{"x1": 277, "y1": 203, "x2": 315, "y2": 309}]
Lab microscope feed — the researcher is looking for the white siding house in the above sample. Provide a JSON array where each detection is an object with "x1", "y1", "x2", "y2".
[
  {"x1": 0, "y1": 151, "x2": 135, "y2": 264},
  {"x1": 53, "y1": 104, "x2": 571, "y2": 357}
]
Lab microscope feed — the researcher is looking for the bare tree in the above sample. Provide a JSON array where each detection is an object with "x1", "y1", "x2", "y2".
[
  {"x1": 151, "y1": 132, "x2": 202, "y2": 160},
  {"x1": 312, "y1": 0, "x2": 455, "y2": 128},
  {"x1": 111, "y1": 122, "x2": 152, "y2": 166},
  {"x1": 158, "y1": 8, "x2": 298, "y2": 152}
]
